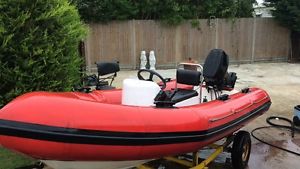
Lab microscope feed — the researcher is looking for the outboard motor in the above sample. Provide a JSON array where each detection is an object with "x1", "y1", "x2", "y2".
[
  {"x1": 224, "y1": 72, "x2": 237, "y2": 89},
  {"x1": 203, "y1": 49, "x2": 237, "y2": 91}
]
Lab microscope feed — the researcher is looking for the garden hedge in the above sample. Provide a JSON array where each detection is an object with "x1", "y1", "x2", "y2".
[{"x1": 0, "y1": 0, "x2": 87, "y2": 107}]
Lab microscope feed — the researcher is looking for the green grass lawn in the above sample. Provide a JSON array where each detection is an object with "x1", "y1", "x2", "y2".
[{"x1": 0, "y1": 147, "x2": 36, "y2": 169}]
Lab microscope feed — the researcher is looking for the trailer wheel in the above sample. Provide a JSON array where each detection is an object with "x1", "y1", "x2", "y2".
[
  {"x1": 231, "y1": 131, "x2": 251, "y2": 169},
  {"x1": 293, "y1": 116, "x2": 300, "y2": 126}
]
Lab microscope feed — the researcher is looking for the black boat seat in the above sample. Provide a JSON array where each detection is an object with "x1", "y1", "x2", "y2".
[
  {"x1": 170, "y1": 89, "x2": 198, "y2": 103},
  {"x1": 171, "y1": 69, "x2": 201, "y2": 102},
  {"x1": 97, "y1": 62, "x2": 120, "y2": 76},
  {"x1": 155, "y1": 69, "x2": 201, "y2": 107},
  {"x1": 176, "y1": 69, "x2": 201, "y2": 86},
  {"x1": 95, "y1": 61, "x2": 120, "y2": 90}
]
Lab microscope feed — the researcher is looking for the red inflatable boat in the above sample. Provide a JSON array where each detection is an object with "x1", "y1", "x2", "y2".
[{"x1": 0, "y1": 49, "x2": 271, "y2": 169}]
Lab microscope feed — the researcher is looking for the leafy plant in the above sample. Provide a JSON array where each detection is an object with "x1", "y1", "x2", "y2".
[
  {"x1": 265, "y1": 0, "x2": 300, "y2": 31},
  {"x1": 0, "y1": 0, "x2": 87, "y2": 107},
  {"x1": 72, "y1": 0, "x2": 255, "y2": 25}
]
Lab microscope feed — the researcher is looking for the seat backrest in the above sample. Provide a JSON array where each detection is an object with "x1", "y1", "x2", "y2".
[
  {"x1": 203, "y1": 49, "x2": 229, "y2": 89},
  {"x1": 97, "y1": 62, "x2": 120, "y2": 76},
  {"x1": 176, "y1": 69, "x2": 201, "y2": 86}
]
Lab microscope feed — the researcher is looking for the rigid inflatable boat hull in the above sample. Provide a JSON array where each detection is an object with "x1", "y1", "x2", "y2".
[{"x1": 0, "y1": 87, "x2": 271, "y2": 161}]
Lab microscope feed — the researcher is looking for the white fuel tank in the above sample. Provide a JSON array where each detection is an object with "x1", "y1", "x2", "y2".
[{"x1": 122, "y1": 79, "x2": 160, "y2": 107}]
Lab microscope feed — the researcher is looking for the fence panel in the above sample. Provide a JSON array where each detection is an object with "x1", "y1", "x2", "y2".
[
  {"x1": 254, "y1": 18, "x2": 290, "y2": 61},
  {"x1": 85, "y1": 22, "x2": 134, "y2": 70},
  {"x1": 84, "y1": 18, "x2": 290, "y2": 71},
  {"x1": 183, "y1": 19, "x2": 217, "y2": 63}
]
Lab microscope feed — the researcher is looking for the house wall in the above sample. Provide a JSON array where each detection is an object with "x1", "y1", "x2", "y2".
[{"x1": 254, "y1": 7, "x2": 274, "y2": 18}]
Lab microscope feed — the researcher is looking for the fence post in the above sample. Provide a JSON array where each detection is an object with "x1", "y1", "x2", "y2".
[
  {"x1": 215, "y1": 18, "x2": 219, "y2": 49},
  {"x1": 251, "y1": 18, "x2": 257, "y2": 63},
  {"x1": 84, "y1": 24, "x2": 92, "y2": 73},
  {"x1": 175, "y1": 25, "x2": 181, "y2": 66},
  {"x1": 131, "y1": 20, "x2": 137, "y2": 69}
]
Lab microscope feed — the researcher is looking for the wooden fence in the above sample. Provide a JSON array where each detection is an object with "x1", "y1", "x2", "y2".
[{"x1": 84, "y1": 18, "x2": 290, "y2": 71}]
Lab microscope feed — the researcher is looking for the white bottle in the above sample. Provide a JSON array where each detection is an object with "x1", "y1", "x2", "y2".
[
  {"x1": 149, "y1": 50, "x2": 156, "y2": 70},
  {"x1": 140, "y1": 50, "x2": 147, "y2": 69}
]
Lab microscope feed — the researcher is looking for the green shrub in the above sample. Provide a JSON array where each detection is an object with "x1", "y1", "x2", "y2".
[
  {"x1": 72, "y1": 0, "x2": 255, "y2": 25},
  {"x1": 0, "y1": 0, "x2": 87, "y2": 107},
  {"x1": 266, "y1": 0, "x2": 300, "y2": 32}
]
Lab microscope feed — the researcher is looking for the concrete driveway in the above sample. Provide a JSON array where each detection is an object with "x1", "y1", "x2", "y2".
[
  {"x1": 43, "y1": 62, "x2": 299, "y2": 169},
  {"x1": 111, "y1": 62, "x2": 300, "y2": 169}
]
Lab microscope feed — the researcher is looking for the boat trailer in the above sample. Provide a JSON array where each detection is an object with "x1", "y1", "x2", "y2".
[{"x1": 137, "y1": 130, "x2": 251, "y2": 169}]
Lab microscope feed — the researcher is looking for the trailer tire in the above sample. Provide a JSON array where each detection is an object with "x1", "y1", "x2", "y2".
[{"x1": 231, "y1": 131, "x2": 251, "y2": 169}]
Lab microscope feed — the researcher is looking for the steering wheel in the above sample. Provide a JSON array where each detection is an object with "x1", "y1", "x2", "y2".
[{"x1": 137, "y1": 69, "x2": 166, "y2": 89}]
